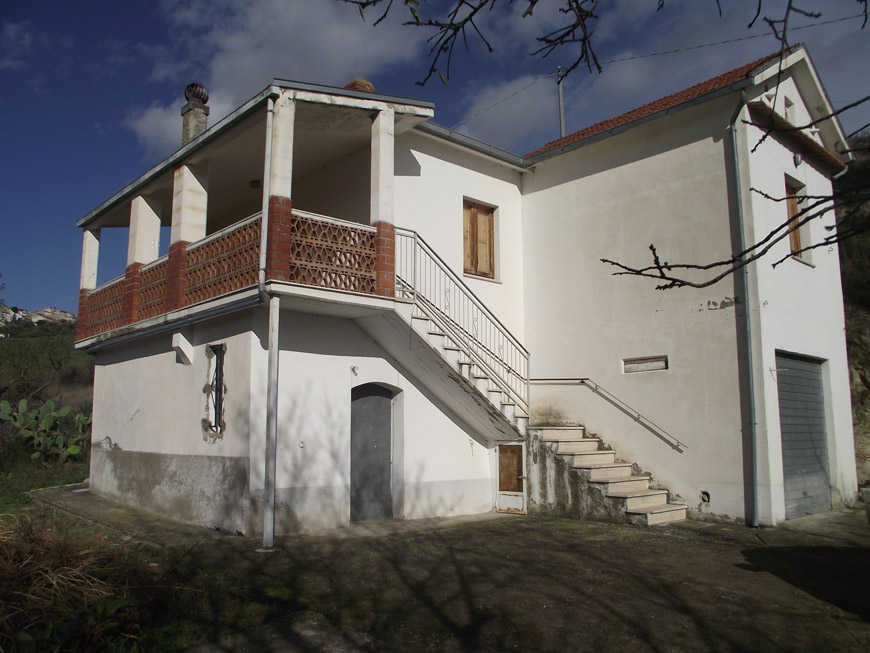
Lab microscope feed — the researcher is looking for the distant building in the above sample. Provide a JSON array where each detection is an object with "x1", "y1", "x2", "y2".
[{"x1": 76, "y1": 45, "x2": 856, "y2": 538}]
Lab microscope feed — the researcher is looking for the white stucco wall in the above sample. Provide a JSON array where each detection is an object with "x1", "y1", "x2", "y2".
[
  {"x1": 394, "y1": 132, "x2": 526, "y2": 340},
  {"x1": 89, "y1": 312, "x2": 256, "y2": 531},
  {"x1": 249, "y1": 308, "x2": 495, "y2": 533},
  {"x1": 523, "y1": 97, "x2": 752, "y2": 518},
  {"x1": 91, "y1": 312, "x2": 255, "y2": 458},
  {"x1": 742, "y1": 98, "x2": 857, "y2": 521},
  {"x1": 293, "y1": 146, "x2": 370, "y2": 224}
]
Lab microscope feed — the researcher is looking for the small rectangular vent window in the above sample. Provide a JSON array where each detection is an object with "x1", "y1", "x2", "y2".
[
  {"x1": 623, "y1": 355, "x2": 668, "y2": 374},
  {"x1": 203, "y1": 344, "x2": 226, "y2": 439}
]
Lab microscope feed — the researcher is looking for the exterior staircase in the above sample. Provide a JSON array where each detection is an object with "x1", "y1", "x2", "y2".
[
  {"x1": 531, "y1": 426, "x2": 687, "y2": 526},
  {"x1": 408, "y1": 312, "x2": 529, "y2": 437}
]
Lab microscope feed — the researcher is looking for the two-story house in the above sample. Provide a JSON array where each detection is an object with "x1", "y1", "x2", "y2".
[{"x1": 76, "y1": 45, "x2": 857, "y2": 542}]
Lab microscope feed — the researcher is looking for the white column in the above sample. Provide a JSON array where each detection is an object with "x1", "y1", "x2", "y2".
[
  {"x1": 269, "y1": 94, "x2": 296, "y2": 199},
  {"x1": 371, "y1": 108, "x2": 395, "y2": 225},
  {"x1": 170, "y1": 165, "x2": 208, "y2": 244},
  {"x1": 127, "y1": 196, "x2": 161, "y2": 266},
  {"x1": 80, "y1": 228, "x2": 100, "y2": 290}
]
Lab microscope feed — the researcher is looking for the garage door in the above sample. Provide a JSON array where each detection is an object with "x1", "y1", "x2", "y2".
[{"x1": 775, "y1": 353, "x2": 831, "y2": 519}]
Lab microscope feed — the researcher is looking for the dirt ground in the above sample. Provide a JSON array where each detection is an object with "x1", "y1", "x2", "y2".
[{"x1": 32, "y1": 485, "x2": 870, "y2": 652}]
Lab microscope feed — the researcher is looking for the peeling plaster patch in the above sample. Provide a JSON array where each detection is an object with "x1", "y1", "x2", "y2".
[{"x1": 697, "y1": 296, "x2": 741, "y2": 312}]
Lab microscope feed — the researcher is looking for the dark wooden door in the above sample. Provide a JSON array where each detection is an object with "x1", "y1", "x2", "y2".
[{"x1": 350, "y1": 384, "x2": 394, "y2": 521}]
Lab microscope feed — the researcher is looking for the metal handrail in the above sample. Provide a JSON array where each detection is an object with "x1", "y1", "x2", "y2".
[
  {"x1": 396, "y1": 228, "x2": 529, "y2": 412},
  {"x1": 530, "y1": 377, "x2": 688, "y2": 452}
]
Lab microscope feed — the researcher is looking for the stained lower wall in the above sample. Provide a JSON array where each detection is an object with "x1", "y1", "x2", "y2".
[{"x1": 90, "y1": 448, "x2": 250, "y2": 533}]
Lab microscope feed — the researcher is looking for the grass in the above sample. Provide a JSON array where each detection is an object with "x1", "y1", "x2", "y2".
[{"x1": 0, "y1": 453, "x2": 89, "y2": 513}]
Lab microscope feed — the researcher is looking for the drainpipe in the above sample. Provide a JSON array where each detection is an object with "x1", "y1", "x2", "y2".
[
  {"x1": 729, "y1": 91, "x2": 760, "y2": 527},
  {"x1": 259, "y1": 97, "x2": 280, "y2": 548}
]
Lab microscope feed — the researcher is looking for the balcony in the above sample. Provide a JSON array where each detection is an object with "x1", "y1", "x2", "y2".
[{"x1": 78, "y1": 211, "x2": 382, "y2": 340}]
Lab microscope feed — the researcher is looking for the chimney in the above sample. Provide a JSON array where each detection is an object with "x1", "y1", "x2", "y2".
[
  {"x1": 181, "y1": 83, "x2": 210, "y2": 146},
  {"x1": 344, "y1": 78, "x2": 375, "y2": 93}
]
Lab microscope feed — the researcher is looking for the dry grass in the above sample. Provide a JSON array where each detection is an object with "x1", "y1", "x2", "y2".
[{"x1": 0, "y1": 512, "x2": 145, "y2": 651}]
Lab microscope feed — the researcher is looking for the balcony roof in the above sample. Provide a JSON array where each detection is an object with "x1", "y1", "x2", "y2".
[{"x1": 78, "y1": 81, "x2": 435, "y2": 230}]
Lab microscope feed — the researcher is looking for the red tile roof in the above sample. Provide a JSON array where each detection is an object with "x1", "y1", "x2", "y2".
[{"x1": 524, "y1": 50, "x2": 786, "y2": 159}]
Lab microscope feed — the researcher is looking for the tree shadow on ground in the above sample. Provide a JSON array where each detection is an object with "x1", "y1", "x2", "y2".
[
  {"x1": 136, "y1": 517, "x2": 870, "y2": 652},
  {"x1": 739, "y1": 545, "x2": 870, "y2": 622}
]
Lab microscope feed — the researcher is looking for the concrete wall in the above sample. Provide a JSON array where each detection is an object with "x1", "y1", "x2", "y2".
[
  {"x1": 741, "y1": 91, "x2": 857, "y2": 521},
  {"x1": 293, "y1": 146, "x2": 370, "y2": 224},
  {"x1": 90, "y1": 306, "x2": 497, "y2": 535},
  {"x1": 522, "y1": 96, "x2": 750, "y2": 518},
  {"x1": 90, "y1": 312, "x2": 256, "y2": 532},
  {"x1": 247, "y1": 309, "x2": 495, "y2": 534},
  {"x1": 394, "y1": 132, "x2": 526, "y2": 339}
]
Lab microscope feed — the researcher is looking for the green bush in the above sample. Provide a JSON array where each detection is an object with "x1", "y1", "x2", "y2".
[{"x1": 0, "y1": 399, "x2": 90, "y2": 463}]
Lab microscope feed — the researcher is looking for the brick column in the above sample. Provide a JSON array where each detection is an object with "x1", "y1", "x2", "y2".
[
  {"x1": 122, "y1": 263, "x2": 143, "y2": 324},
  {"x1": 265, "y1": 196, "x2": 293, "y2": 283},
  {"x1": 77, "y1": 228, "x2": 100, "y2": 341},
  {"x1": 374, "y1": 221, "x2": 395, "y2": 297},
  {"x1": 76, "y1": 289, "x2": 90, "y2": 340},
  {"x1": 165, "y1": 241, "x2": 189, "y2": 311}
]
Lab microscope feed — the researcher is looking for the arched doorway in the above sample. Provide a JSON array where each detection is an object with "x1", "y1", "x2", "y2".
[{"x1": 350, "y1": 383, "x2": 397, "y2": 521}]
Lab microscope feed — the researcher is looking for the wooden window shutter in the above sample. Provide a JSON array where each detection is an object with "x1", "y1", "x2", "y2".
[
  {"x1": 463, "y1": 200, "x2": 494, "y2": 278},
  {"x1": 786, "y1": 181, "x2": 802, "y2": 256},
  {"x1": 463, "y1": 202, "x2": 475, "y2": 274},
  {"x1": 476, "y1": 205, "x2": 494, "y2": 277}
]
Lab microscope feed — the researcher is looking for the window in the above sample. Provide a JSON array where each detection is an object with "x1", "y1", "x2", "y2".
[
  {"x1": 623, "y1": 355, "x2": 668, "y2": 374},
  {"x1": 463, "y1": 200, "x2": 495, "y2": 279},
  {"x1": 785, "y1": 179, "x2": 804, "y2": 258},
  {"x1": 203, "y1": 344, "x2": 226, "y2": 438}
]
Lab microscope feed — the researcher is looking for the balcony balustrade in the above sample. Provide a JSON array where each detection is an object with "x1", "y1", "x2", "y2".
[{"x1": 78, "y1": 211, "x2": 380, "y2": 340}]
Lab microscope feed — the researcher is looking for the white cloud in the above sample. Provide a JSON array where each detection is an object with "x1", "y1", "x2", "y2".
[
  {"x1": 0, "y1": 21, "x2": 34, "y2": 70},
  {"x1": 127, "y1": 0, "x2": 427, "y2": 158}
]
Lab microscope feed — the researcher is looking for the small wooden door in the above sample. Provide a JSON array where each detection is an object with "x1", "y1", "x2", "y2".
[{"x1": 497, "y1": 444, "x2": 525, "y2": 514}]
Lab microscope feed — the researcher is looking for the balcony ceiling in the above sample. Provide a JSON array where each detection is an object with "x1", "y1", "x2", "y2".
[{"x1": 82, "y1": 98, "x2": 404, "y2": 230}]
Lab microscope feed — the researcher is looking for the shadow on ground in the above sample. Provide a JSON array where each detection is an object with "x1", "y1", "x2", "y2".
[
  {"x1": 28, "y1": 486, "x2": 870, "y2": 652},
  {"x1": 739, "y1": 545, "x2": 870, "y2": 622}
]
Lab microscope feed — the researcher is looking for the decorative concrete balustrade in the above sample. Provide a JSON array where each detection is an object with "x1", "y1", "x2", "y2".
[{"x1": 77, "y1": 211, "x2": 385, "y2": 340}]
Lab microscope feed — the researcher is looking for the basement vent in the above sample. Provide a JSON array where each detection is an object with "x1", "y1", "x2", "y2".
[{"x1": 623, "y1": 355, "x2": 668, "y2": 374}]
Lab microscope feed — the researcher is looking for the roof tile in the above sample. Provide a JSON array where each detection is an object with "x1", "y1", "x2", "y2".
[{"x1": 525, "y1": 49, "x2": 786, "y2": 158}]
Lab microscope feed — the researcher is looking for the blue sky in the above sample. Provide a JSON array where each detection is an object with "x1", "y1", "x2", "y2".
[{"x1": 1, "y1": 0, "x2": 867, "y2": 311}]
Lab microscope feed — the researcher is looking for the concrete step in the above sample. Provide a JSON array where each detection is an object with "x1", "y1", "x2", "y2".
[
  {"x1": 426, "y1": 329, "x2": 446, "y2": 348},
  {"x1": 607, "y1": 489, "x2": 670, "y2": 511},
  {"x1": 572, "y1": 450, "x2": 616, "y2": 466},
  {"x1": 577, "y1": 462, "x2": 634, "y2": 480},
  {"x1": 627, "y1": 503, "x2": 687, "y2": 526},
  {"x1": 501, "y1": 400, "x2": 516, "y2": 422},
  {"x1": 589, "y1": 475, "x2": 651, "y2": 494},
  {"x1": 442, "y1": 344, "x2": 463, "y2": 369},
  {"x1": 410, "y1": 314, "x2": 430, "y2": 333},
  {"x1": 553, "y1": 439, "x2": 601, "y2": 454},
  {"x1": 472, "y1": 371, "x2": 491, "y2": 394},
  {"x1": 540, "y1": 426, "x2": 585, "y2": 441}
]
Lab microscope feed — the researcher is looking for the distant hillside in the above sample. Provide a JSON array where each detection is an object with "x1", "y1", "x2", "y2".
[{"x1": 0, "y1": 307, "x2": 91, "y2": 411}]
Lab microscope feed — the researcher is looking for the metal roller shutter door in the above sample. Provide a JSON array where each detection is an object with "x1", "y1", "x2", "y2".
[{"x1": 775, "y1": 354, "x2": 832, "y2": 519}]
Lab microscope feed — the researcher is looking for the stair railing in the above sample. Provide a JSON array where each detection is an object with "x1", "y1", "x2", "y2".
[
  {"x1": 395, "y1": 228, "x2": 529, "y2": 413},
  {"x1": 530, "y1": 378, "x2": 688, "y2": 452}
]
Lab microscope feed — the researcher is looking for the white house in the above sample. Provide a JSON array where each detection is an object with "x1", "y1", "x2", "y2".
[{"x1": 75, "y1": 46, "x2": 857, "y2": 540}]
